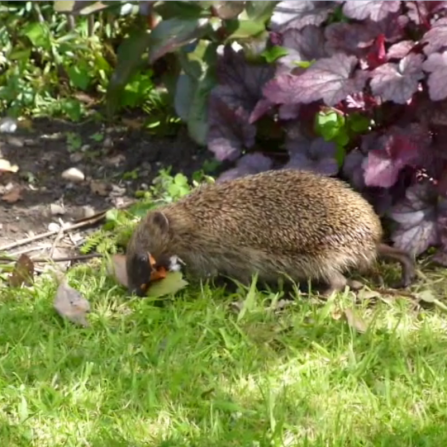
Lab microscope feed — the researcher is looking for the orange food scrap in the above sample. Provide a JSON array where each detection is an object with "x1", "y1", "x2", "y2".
[{"x1": 149, "y1": 254, "x2": 167, "y2": 281}]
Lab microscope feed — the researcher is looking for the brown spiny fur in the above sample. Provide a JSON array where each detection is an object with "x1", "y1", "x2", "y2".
[{"x1": 126, "y1": 169, "x2": 416, "y2": 296}]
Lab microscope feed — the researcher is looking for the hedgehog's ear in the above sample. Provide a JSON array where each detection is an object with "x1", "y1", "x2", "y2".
[{"x1": 150, "y1": 211, "x2": 169, "y2": 233}]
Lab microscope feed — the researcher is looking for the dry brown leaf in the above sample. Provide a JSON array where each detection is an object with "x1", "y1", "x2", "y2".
[
  {"x1": 2, "y1": 186, "x2": 23, "y2": 203},
  {"x1": 122, "y1": 117, "x2": 145, "y2": 130},
  {"x1": 8, "y1": 254, "x2": 34, "y2": 287},
  {"x1": 0, "y1": 159, "x2": 19, "y2": 173},
  {"x1": 149, "y1": 254, "x2": 167, "y2": 281},
  {"x1": 343, "y1": 308, "x2": 368, "y2": 334},
  {"x1": 54, "y1": 279, "x2": 91, "y2": 327},
  {"x1": 109, "y1": 254, "x2": 128, "y2": 287},
  {"x1": 331, "y1": 309, "x2": 343, "y2": 320},
  {"x1": 90, "y1": 180, "x2": 109, "y2": 196}
]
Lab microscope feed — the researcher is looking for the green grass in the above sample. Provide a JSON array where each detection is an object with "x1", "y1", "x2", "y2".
[{"x1": 1, "y1": 260, "x2": 447, "y2": 447}]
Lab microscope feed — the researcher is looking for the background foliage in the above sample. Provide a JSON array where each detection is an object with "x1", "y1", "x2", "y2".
[{"x1": 2, "y1": 0, "x2": 447, "y2": 262}]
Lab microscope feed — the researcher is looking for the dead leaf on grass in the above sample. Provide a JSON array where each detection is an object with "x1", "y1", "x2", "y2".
[
  {"x1": 343, "y1": 308, "x2": 368, "y2": 333},
  {"x1": 0, "y1": 159, "x2": 18, "y2": 173},
  {"x1": 54, "y1": 279, "x2": 91, "y2": 327},
  {"x1": 2, "y1": 186, "x2": 23, "y2": 203},
  {"x1": 90, "y1": 180, "x2": 110, "y2": 196},
  {"x1": 416, "y1": 290, "x2": 447, "y2": 312},
  {"x1": 122, "y1": 117, "x2": 145, "y2": 130},
  {"x1": 8, "y1": 254, "x2": 34, "y2": 287},
  {"x1": 108, "y1": 254, "x2": 128, "y2": 288}
]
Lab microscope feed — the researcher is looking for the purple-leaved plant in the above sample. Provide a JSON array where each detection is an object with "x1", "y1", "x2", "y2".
[{"x1": 206, "y1": 0, "x2": 447, "y2": 263}]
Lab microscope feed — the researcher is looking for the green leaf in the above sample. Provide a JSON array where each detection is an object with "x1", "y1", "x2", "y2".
[
  {"x1": 174, "y1": 74, "x2": 195, "y2": 122},
  {"x1": 106, "y1": 19, "x2": 150, "y2": 116},
  {"x1": 148, "y1": 18, "x2": 211, "y2": 64},
  {"x1": 315, "y1": 110, "x2": 345, "y2": 141},
  {"x1": 186, "y1": 73, "x2": 215, "y2": 146},
  {"x1": 22, "y1": 23, "x2": 51, "y2": 50},
  {"x1": 225, "y1": 18, "x2": 265, "y2": 40},
  {"x1": 245, "y1": 1, "x2": 278, "y2": 23},
  {"x1": 146, "y1": 271, "x2": 189, "y2": 298},
  {"x1": 175, "y1": 41, "x2": 218, "y2": 146},
  {"x1": 154, "y1": 1, "x2": 213, "y2": 20},
  {"x1": 261, "y1": 45, "x2": 288, "y2": 63},
  {"x1": 66, "y1": 65, "x2": 90, "y2": 90},
  {"x1": 348, "y1": 113, "x2": 371, "y2": 133},
  {"x1": 294, "y1": 60, "x2": 315, "y2": 68}
]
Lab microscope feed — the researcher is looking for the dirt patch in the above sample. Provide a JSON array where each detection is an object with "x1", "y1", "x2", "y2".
[{"x1": 0, "y1": 117, "x2": 212, "y2": 252}]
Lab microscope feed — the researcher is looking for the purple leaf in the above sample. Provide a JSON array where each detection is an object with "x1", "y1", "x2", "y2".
[
  {"x1": 406, "y1": 1, "x2": 447, "y2": 25},
  {"x1": 432, "y1": 197, "x2": 447, "y2": 265},
  {"x1": 269, "y1": 1, "x2": 337, "y2": 32},
  {"x1": 388, "y1": 183, "x2": 439, "y2": 256},
  {"x1": 279, "y1": 104, "x2": 301, "y2": 120},
  {"x1": 341, "y1": 1, "x2": 401, "y2": 22},
  {"x1": 249, "y1": 99, "x2": 275, "y2": 124},
  {"x1": 207, "y1": 90, "x2": 256, "y2": 161},
  {"x1": 422, "y1": 17, "x2": 447, "y2": 55},
  {"x1": 217, "y1": 153, "x2": 273, "y2": 182},
  {"x1": 324, "y1": 22, "x2": 377, "y2": 57},
  {"x1": 342, "y1": 149, "x2": 366, "y2": 190},
  {"x1": 282, "y1": 25, "x2": 328, "y2": 60},
  {"x1": 370, "y1": 53, "x2": 424, "y2": 104},
  {"x1": 362, "y1": 124, "x2": 430, "y2": 188},
  {"x1": 263, "y1": 54, "x2": 368, "y2": 106},
  {"x1": 285, "y1": 136, "x2": 339, "y2": 176},
  {"x1": 217, "y1": 46, "x2": 275, "y2": 105},
  {"x1": 207, "y1": 46, "x2": 274, "y2": 161},
  {"x1": 422, "y1": 51, "x2": 447, "y2": 102},
  {"x1": 386, "y1": 40, "x2": 414, "y2": 60}
]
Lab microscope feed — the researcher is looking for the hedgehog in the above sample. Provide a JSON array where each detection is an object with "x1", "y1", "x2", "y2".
[{"x1": 125, "y1": 168, "x2": 416, "y2": 297}]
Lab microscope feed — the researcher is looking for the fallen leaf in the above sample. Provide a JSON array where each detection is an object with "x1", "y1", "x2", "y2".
[
  {"x1": 109, "y1": 254, "x2": 128, "y2": 288},
  {"x1": 54, "y1": 279, "x2": 91, "y2": 327},
  {"x1": 2, "y1": 186, "x2": 22, "y2": 203},
  {"x1": 8, "y1": 254, "x2": 34, "y2": 287},
  {"x1": 149, "y1": 254, "x2": 167, "y2": 281},
  {"x1": 357, "y1": 289, "x2": 381, "y2": 300},
  {"x1": 331, "y1": 309, "x2": 343, "y2": 320},
  {"x1": 0, "y1": 159, "x2": 18, "y2": 173},
  {"x1": 343, "y1": 308, "x2": 368, "y2": 333},
  {"x1": 122, "y1": 117, "x2": 145, "y2": 130},
  {"x1": 90, "y1": 180, "x2": 109, "y2": 196},
  {"x1": 146, "y1": 271, "x2": 188, "y2": 298},
  {"x1": 416, "y1": 290, "x2": 447, "y2": 312}
]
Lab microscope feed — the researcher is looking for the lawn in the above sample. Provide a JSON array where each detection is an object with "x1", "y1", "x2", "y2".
[{"x1": 1, "y1": 259, "x2": 447, "y2": 447}]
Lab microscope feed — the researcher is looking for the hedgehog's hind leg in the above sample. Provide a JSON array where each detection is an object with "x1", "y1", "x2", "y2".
[{"x1": 319, "y1": 270, "x2": 350, "y2": 297}]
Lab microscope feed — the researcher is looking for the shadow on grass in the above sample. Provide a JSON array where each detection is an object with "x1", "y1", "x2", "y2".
[{"x1": 1, "y1": 265, "x2": 447, "y2": 446}]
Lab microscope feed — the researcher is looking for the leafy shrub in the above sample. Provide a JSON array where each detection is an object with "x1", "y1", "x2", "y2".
[{"x1": 114, "y1": 0, "x2": 447, "y2": 263}]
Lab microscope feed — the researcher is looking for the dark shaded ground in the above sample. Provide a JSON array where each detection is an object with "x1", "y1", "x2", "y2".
[{"x1": 0, "y1": 117, "x2": 211, "y2": 250}]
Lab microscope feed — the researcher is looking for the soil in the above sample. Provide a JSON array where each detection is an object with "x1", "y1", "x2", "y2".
[{"x1": 0, "y1": 117, "x2": 212, "y2": 264}]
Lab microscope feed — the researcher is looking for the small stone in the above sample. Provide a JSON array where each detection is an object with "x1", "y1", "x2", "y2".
[
  {"x1": 82, "y1": 206, "x2": 95, "y2": 218},
  {"x1": 50, "y1": 203, "x2": 65, "y2": 215},
  {"x1": 6, "y1": 136, "x2": 24, "y2": 147},
  {"x1": 61, "y1": 167, "x2": 85, "y2": 183},
  {"x1": 70, "y1": 152, "x2": 83, "y2": 163},
  {"x1": 48, "y1": 222, "x2": 61, "y2": 232},
  {"x1": 81, "y1": 144, "x2": 91, "y2": 152}
]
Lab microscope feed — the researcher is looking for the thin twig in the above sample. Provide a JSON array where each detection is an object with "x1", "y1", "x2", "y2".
[
  {"x1": 0, "y1": 200, "x2": 136, "y2": 253},
  {"x1": 0, "y1": 253, "x2": 102, "y2": 264}
]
